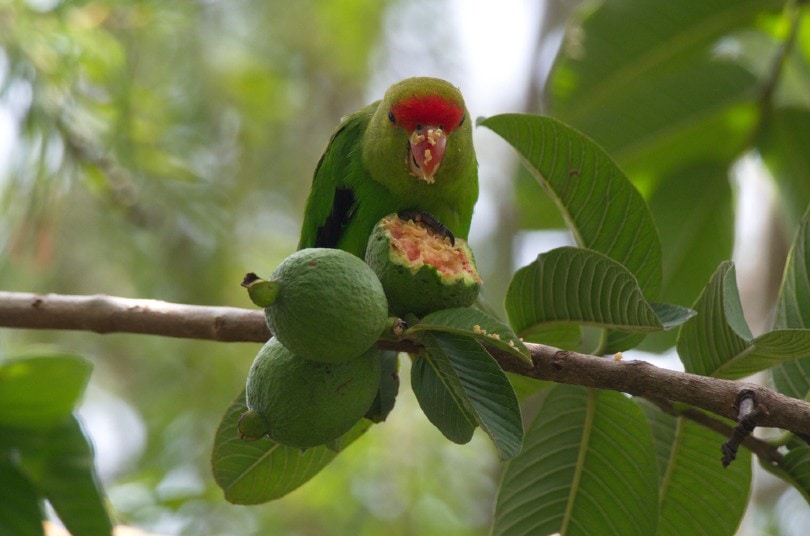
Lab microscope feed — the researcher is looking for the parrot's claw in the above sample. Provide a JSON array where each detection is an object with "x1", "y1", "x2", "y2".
[{"x1": 397, "y1": 210, "x2": 455, "y2": 246}]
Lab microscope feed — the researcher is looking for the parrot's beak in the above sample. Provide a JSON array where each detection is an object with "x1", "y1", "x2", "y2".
[{"x1": 408, "y1": 126, "x2": 446, "y2": 184}]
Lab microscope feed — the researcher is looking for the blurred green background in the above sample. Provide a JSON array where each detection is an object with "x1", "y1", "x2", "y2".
[
  {"x1": 2, "y1": 0, "x2": 810, "y2": 534},
  {"x1": 0, "y1": 1, "x2": 532, "y2": 534}
]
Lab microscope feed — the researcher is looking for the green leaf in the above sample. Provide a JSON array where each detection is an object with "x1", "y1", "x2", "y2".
[
  {"x1": 773, "y1": 205, "x2": 810, "y2": 331},
  {"x1": 513, "y1": 164, "x2": 566, "y2": 230},
  {"x1": 648, "y1": 161, "x2": 735, "y2": 319},
  {"x1": 603, "y1": 331, "x2": 647, "y2": 355},
  {"x1": 638, "y1": 400, "x2": 751, "y2": 535},
  {"x1": 761, "y1": 446, "x2": 810, "y2": 504},
  {"x1": 680, "y1": 260, "x2": 810, "y2": 379},
  {"x1": 772, "y1": 358, "x2": 810, "y2": 402},
  {"x1": 506, "y1": 247, "x2": 664, "y2": 340},
  {"x1": 772, "y1": 205, "x2": 810, "y2": 398},
  {"x1": 35, "y1": 416, "x2": 112, "y2": 536},
  {"x1": 651, "y1": 302, "x2": 697, "y2": 330},
  {"x1": 640, "y1": 161, "x2": 735, "y2": 354},
  {"x1": 492, "y1": 385, "x2": 658, "y2": 536},
  {"x1": 712, "y1": 328, "x2": 810, "y2": 380},
  {"x1": 479, "y1": 114, "x2": 662, "y2": 300},
  {"x1": 407, "y1": 307, "x2": 532, "y2": 364},
  {"x1": 0, "y1": 356, "x2": 93, "y2": 429},
  {"x1": 548, "y1": 0, "x2": 773, "y2": 177},
  {"x1": 0, "y1": 457, "x2": 43, "y2": 536},
  {"x1": 759, "y1": 108, "x2": 810, "y2": 230},
  {"x1": 410, "y1": 355, "x2": 476, "y2": 444},
  {"x1": 517, "y1": 323, "x2": 583, "y2": 351},
  {"x1": 15, "y1": 415, "x2": 113, "y2": 536},
  {"x1": 211, "y1": 391, "x2": 369, "y2": 504},
  {"x1": 418, "y1": 332, "x2": 523, "y2": 460},
  {"x1": 782, "y1": 447, "x2": 810, "y2": 493},
  {"x1": 364, "y1": 350, "x2": 400, "y2": 423},
  {"x1": 677, "y1": 262, "x2": 750, "y2": 376}
]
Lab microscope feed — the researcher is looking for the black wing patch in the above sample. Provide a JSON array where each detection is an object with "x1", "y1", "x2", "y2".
[{"x1": 314, "y1": 187, "x2": 356, "y2": 248}]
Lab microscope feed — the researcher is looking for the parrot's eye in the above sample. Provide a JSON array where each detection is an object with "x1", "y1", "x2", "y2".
[
  {"x1": 388, "y1": 109, "x2": 396, "y2": 123},
  {"x1": 416, "y1": 123, "x2": 423, "y2": 131}
]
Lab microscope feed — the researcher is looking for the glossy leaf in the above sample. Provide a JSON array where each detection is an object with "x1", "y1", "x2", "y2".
[
  {"x1": 506, "y1": 247, "x2": 667, "y2": 337},
  {"x1": 677, "y1": 262, "x2": 751, "y2": 376},
  {"x1": 418, "y1": 332, "x2": 523, "y2": 460},
  {"x1": 211, "y1": 391, "x2": 370, "y2": 504},
  {"x1": 407, "y1": 307, "x2": 532, "y2": 364},
  {"x1": 732, "y1": 330, "x2": 810, "y2": 377},
  {"x1": 639, "y1": 399, "x2": 751, "y2": 535},
  {"x1": 0, "y1": 356, "x2": 93, "y2": 429},
  {"x1": 493, "y1": 385, "x2": 658, "y2": 536},
  {"x1": 679, "y1": 246, "x2": 810, "y2": 378},
  {"x1": 411, "y1": 354, "x2": 476, "y2": 444},
  {"x1": 479, "y1": 114, "x2": 662, "y2": 300}
]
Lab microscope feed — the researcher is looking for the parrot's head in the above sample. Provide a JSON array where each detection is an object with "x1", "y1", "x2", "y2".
[{"x1": 367, "y1": 77, "x2": 472, "y2": 186}]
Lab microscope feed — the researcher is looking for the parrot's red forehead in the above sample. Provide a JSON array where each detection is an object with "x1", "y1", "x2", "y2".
[{"x1": 391, "y1": 95, "x2": 465, "y2": 133}]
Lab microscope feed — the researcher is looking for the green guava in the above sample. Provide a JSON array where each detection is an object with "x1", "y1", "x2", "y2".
[
  {"x1": 240, "y1": 337, "x2": 381, "y2": 448},
  {"x1": 365, "y1": 213, "x2": 482, "y2": 317},
  {"x1": 244, "y1": 248, "x2": 389, "y2": 364}
]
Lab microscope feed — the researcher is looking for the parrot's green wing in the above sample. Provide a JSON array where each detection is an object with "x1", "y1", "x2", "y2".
[{"x1": 298, "y1": 103, "x2": 377, "y2": 251}]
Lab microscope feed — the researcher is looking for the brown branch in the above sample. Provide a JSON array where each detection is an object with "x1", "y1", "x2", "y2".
[
  {"x1": 0, "y1": 291, "x2": 269, "y2": 343},
  {"x1": 3, "y1": 291, "x2": 810, "y2": 439},
  {"x1": 491, "y1": 344, "x2": 810, "y2": 437}
]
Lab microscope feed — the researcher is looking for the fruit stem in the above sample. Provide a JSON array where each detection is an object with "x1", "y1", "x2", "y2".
[
  {"x1": 241, "y1": 272, "x2": 280, "y2": 307},
  {"x1": 378, "y1": 316, "x2": 408, "y2": 342}
]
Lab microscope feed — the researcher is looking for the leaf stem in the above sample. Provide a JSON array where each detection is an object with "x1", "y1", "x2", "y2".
[{"x1": 560, "y1": 389, "x2": 598, "y2": 534}]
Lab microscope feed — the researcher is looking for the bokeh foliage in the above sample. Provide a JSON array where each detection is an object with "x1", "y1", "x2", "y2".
[{"x1": 1, "y1": 1, "x2": 498, "y2": 534}]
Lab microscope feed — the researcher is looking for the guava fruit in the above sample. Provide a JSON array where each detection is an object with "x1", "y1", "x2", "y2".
[
  {"x1": 243, "y1": 248, "x2": 388, "y2": 364},
  {"x1": 240, "y1": 337, "x2": 381, "y2": 448},
  {"x1": 365, "y1": 213, "x2": 482, "y2": 317}
]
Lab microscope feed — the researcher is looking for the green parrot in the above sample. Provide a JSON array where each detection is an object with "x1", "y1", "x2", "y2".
[{"x1": 298, "y1": 77, "x2": 478, "y2": 257}]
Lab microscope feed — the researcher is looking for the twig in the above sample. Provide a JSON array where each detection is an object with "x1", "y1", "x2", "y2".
[
  {"x1": 2, "y1": 291, "x2": 810, "y2": 439},
  {"x1": 721, "y1": 390, "x2": 760, "y2": 467},
  {"x1": 647, "y1": 396, "x2": 782, "y2": 466}
]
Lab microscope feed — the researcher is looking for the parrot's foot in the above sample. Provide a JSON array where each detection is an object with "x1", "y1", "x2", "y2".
[{"x1": 396, "y1": 210, "x2": 455, "y2": 246}]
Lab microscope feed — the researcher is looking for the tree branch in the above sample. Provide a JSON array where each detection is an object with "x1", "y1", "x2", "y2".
[
  {"x1": 0, "y1": 291, "x2": 269, "y2": 343},
  {"x1": 2, "y1": 291, "x2": 810, "y2": 439}
]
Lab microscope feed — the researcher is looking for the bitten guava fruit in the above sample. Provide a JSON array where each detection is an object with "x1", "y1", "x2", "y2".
[
  {"x1": 240, "y1": 337, "x2": 381, "y2": 448},
  {"x1": 365, "y1": 213, "x2": 482, "y2": 317},
  {"x1": 243, "y1": 248, "x2": 388, "y2": 364}
]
